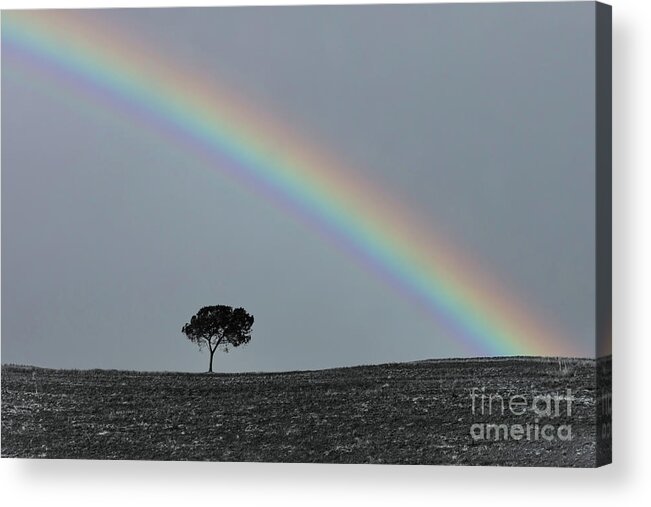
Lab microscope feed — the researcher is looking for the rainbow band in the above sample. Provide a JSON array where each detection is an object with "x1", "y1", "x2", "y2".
[{"x1": 1, "y1": 10, "x2": 578, "y2": 357}]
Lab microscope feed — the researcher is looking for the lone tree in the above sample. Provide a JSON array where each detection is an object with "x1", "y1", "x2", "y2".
[{"x1": 182, "y1": 305, "x2": 254, "y2": 373}]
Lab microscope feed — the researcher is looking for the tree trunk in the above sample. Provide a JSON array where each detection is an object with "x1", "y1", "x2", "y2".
[{"x1": 208, "y1": 348, "x2": 215, "y2": 373}]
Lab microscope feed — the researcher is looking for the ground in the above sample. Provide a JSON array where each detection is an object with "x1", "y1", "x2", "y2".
[{"x1": 1, "y1": 357, "x2": 606, "y2": 466}]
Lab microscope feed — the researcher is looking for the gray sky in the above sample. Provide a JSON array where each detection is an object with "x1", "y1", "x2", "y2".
[{"x1": 2, "y1": 3, "x2": 597, "y2": 371}]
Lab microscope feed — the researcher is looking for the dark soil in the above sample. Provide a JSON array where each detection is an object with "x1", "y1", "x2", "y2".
[{"x1": 1, "y1": 357, "x2": 603, "y2": 466}]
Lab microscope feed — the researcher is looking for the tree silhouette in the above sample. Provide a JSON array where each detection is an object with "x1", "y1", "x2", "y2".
[{"x1": 182, "y1": 305, "x2": 254, "y2": 373}]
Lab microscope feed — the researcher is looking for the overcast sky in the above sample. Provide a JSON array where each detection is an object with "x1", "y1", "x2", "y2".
[{"x1": 2, "y1": 3, "x2": 597, "y2": 372}]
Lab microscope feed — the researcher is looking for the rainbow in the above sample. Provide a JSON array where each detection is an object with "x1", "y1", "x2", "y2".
[{"x1": 1, "y1": 10, "x2": 578, "y2": 357}]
